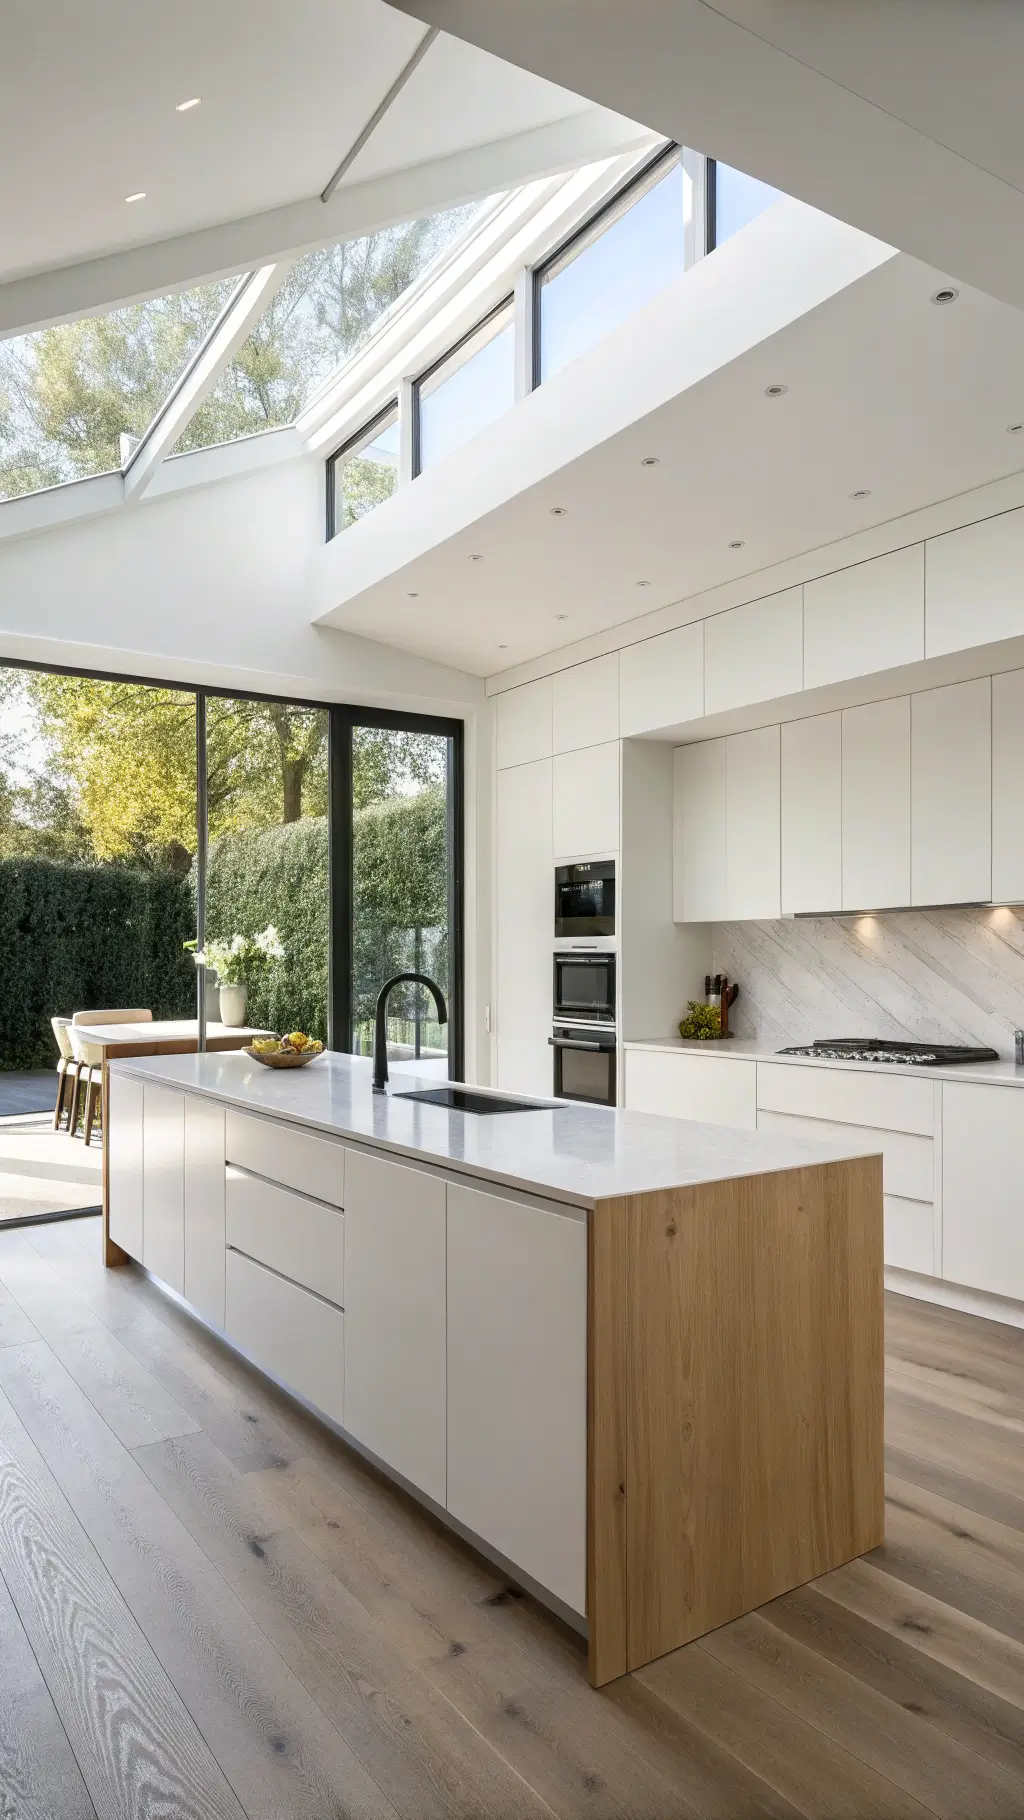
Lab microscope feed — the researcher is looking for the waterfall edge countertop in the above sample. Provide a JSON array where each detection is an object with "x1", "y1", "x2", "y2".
[{"x1": 107, "y1": 1047, "x2": 880, "y2": 1207}]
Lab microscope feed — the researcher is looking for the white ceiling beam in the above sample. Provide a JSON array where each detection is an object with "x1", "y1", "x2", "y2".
[
  {"x1": 0, "y1": 110, "x2": 650, "y2": 342},
  {"x1": 123, "y1": 264, "x2": 290, "y2": 503},
  {"x1": 321, "y1": 25, "x2": 440, "y2": 203}
]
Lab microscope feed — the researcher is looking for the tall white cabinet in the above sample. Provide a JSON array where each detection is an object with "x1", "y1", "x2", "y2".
[{"x1": 495, "y1": 757, "x2": 552, "y2": 1096}]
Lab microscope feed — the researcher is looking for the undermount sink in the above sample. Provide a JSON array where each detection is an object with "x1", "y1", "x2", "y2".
[{"x1": 394, "y1": 1086, "x2": 541, "y2": 1114}]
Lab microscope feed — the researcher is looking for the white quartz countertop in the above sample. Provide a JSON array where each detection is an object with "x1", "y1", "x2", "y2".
[
  {"x1": 623, "y1": 1035, "x2": 1024, "y2": 1089},
  {"x1": 110, "y1": 1050, "x2": 879, "y2": 1209}
]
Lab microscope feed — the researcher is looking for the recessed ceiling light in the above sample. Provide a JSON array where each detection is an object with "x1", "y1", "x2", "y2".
[
  {"x1": 549, "y1": 506, "x2": 567, "y2": 516},
  {"x1": 640, "y1": 456, "x2": 660, "y2": 467},
  {"x1": 468, "y1": 553, "x2": 483, "y2": 562},
  {"x1": 176, "y1": 96, "x2": 202, "y2": 111},
  {"x1": 636, "y1": 579, "x2": 651, "y2": 588},
  {"x1": 1008, "y1": 423, "x2": 1024, "y2": 435},
  {"x1": 764, "y1": 383, "x2": 788, "y2": 398},
  {"x1": 554, "y1": 613, "x2": 569, "y2": 620},
  {"x1": 124, "y1": 191, "x2": 146, "y2": 203},
  {"x1": 931, "y1": 286, "x2": 959, "y2": 305},
  {"x1": 850, "y1": 488, "x2": 872, "y2": 499},
  {"x1": 728, "y1": 539, "x2": 745, "y2": 549},
  {"x1": 498, "y1": 643, "x2": 508, "y2": 650},
  {"x1": 407, "y1": 591, "x2": 419, "y2": 598}
]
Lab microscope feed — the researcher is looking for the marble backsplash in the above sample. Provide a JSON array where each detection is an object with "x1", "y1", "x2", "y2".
[{"x1": 713, "y1": 907, "x2": 1024, "y2": 1057}]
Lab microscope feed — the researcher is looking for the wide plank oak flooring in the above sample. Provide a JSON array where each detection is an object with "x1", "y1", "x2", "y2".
[{"x1": 0, "y1": 1215, "x2": 1022, "y2": 1819}]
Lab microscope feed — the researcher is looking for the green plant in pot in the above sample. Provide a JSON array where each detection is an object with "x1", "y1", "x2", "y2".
[
  {"x1": 203, "y1": 925, "x2": 285, "y2": 1027},
  {"x1": 678, "y1": 999, "x2": 723, "y2": 1041}
]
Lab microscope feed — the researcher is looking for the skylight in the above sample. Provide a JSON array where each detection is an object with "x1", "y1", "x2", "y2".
[
  {"x1": 173, "y1": 203, "x2": 489, "y2": 455},
  {"x1": 0, "y1": 278, "x2": 242, "y2": 503}
]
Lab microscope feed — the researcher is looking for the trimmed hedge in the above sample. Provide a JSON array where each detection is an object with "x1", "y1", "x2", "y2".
[
  {"x1": 0, "y1": 856, "x2": 194, "y2": 1071},
  {"x1": 204, "y1": 818, "x2": 329, "y2": 1041}
]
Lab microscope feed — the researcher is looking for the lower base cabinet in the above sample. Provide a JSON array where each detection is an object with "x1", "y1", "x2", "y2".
[
  {"x1": 183, "y1": 1097, "x2": 226, "y2": 1328},
  {"x1": 343, "y1": 1148, "x2": 447, "y2": 1507},
  {"x1": 142, "y1": 1083, "x2": 185, "y2": 1294},
  {"x1": 624, "y1": 1050, "x2": 757, "y2": 1129},
  {"x1": 108, "y1": 1072, "x2": 144, "y2": 1257},
  {"x1": 225, "y1": 1249, "x2": 344, "y2": 1427},
  {"x1": 942, "y1": 1082, "x2": 1024, "y2": 1301},
  {"x1": 446, "y1": 1184, "x2": 587, "y2": 1616}
]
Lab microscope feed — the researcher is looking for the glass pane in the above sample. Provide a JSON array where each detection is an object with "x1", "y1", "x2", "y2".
[
  {"x1": 203, "y1": 698, "x2": 329, "y2": 1045},
  {"x1": 351, "y1": 725, "x2": 452, "y2": 1078},
  {"x1": 417, "y1": 305, "x2": 515, "y2": 472},
  {"x1": 713, "y1": 163, "x2": 782, "y2": 245},
  {"x1": 176, "y1": 203, "x2": 486, "y2": 454},
  {"x1": 330, "y1": 406, "x2": 399, "y2": 535},
  {"x1": 0, "y1": 279, "x2": 241, "y2": 502},
  {"x1": 0, "y1": 666, "x2": 197, "y2": 1211},
  {"x1": 539, "y1": 159, "x2": 685, "y2": 382}
]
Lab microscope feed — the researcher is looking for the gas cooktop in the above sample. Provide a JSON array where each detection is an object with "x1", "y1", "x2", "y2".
[{"x1": 777, "y1": 1038, "x2": 1000, "y2": 1067}]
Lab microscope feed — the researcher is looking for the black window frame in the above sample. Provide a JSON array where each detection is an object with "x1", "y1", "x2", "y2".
[
  {"x1": 325, "y1": 397, "x2": 400, "y2": 541},
  {"x1": 411, "y1": 294, "x2": 516, "y2": 479}
]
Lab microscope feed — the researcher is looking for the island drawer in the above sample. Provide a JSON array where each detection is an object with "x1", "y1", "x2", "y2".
[
  {"x1": 224, "y1": 1110, "x2": 345, "y2": 1207},
  {"x1": 226, "y1": 1165, "x2": 344, "y2": 1307},
  {"x1": 756, "y1": 1062, "x2": 934, "y2": 1135},
  {"x1": 225, "y1": 1249, "x2": 344, "y2": 1427}
]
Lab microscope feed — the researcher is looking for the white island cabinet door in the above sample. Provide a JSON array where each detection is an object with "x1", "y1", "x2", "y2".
[
  {"x1": 343, "y1": 1149, "x2": 447, "y2": 1506},
  {"x1": 108, "y1": 1071, "x2": 144, "y2": 1258},
  {"x1": 446, "y1": 1184, "x2": 587, "y2": 1615},
  {"x1": 183, "y1": 1097, "x2": 225, "y2": 1328},
  {"x1": 142, "y1": 1083, "x2": 185, "y2": 1294},
  {"x1": 942, "y1": 1082, "x2": 1024, "y2": 1301}
]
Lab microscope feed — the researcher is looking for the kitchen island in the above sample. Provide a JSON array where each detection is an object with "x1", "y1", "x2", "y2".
[{"x1": 103, "y1": 1049, "x2": 884, "y2": 1687}]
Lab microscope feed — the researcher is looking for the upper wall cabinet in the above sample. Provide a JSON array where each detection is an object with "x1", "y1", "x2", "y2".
[
  {"x1": 495, "y1": 676, "x2": 552, "y2": 769},
  {"x1": 993, "y1": 668, "x2": 1024, "y2": 904},
  {"x1": 781, "y1": 713, "x2": 842, "y2": 915},
  {"x1": 911, "y1": 679, "x2": 991, "y2": 906},
  {"x1": 926, "y1": 507, "x2": 1024, "y2": 656},
  {"x1": 803, "y1": 546, "x2": 924, "y2": 690},
  {"x1": 842, "y1": 696, "x2": 910, "y2": 911},
  {"x1": 619, "y1": 621, "x2": 703, "y2": 737},
  {"x1": 674, "y1": 726, "x2": 780, "y2": 922},
  {"x1": 703, "y1": 587, "x2": 802, "y2": 717},
  {"x1": 674, "y1": 738, "x2": 726, "y2": 922},
  {"x1": 553, "y1": 740, "x2": 620, "y2": 859},
  {"x1": 552, "y1": 655, "x2": 619, "y2": 754}
]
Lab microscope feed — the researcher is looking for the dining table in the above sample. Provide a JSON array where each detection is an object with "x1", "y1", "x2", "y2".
[{"x1": 76, "y1": 1019, "x2": 273, "y2": 1264}]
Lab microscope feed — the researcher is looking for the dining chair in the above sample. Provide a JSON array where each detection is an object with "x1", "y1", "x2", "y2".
[
  {"x1": 69, "y1": 1009, "x2": 153, "y2": 1145},
  {"x1": 50, "y1": 1016, "x2": 76, "y2": 1131}
]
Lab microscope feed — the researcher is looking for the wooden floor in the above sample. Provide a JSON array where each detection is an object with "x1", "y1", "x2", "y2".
[{"x1": 1, "y1": 1221, "x2": 1022, "y2": 1820}]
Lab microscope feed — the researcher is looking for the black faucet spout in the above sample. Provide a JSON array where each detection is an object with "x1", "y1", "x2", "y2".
[{"x1": 372, "y1": 973, "x2": 448, "y2": 1092}]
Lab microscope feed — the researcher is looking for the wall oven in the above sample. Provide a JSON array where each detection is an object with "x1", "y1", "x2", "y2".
[
  {"x1": 550, "y1": 1023, "x2": 617, "y2": 1107},
  {"x1": 553, "y1": 951, "x2": 616, "y2": 1024},
  {"x1": 554, "y1": 859, "x2": 615, "y2": 939}
]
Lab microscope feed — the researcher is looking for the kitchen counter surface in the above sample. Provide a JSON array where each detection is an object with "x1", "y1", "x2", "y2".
[
  {"x1": 624, "y1": 1035, "x2": 1024, "y2": 1089},
  {"x1": 110, "y1": 1049, "x2": 877, "y2": 1210}
]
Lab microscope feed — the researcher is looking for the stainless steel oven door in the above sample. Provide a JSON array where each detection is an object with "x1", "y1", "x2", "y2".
[
  {"x1": 553, "y1": 951, "x2": 616, "y2": 1023},
  {"x1": 550, "y1": 1025, "x2": 617, "y2": 1106}
]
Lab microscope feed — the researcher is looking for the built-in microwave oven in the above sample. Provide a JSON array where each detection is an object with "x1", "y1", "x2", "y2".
[
  {"x1": 554, "y1": 859, "x2": 615, "y2": 939},
  {"x1": 550, "y1": 1022, "x2": 617, "y2": 1106},
  {"x1": 553, "y1": 951, "x2": 616, "y2": 1024}
]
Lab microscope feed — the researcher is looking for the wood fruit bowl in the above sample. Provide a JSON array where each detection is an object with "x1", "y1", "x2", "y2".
[{"x1": 243, "y1": 1046, "x2": 324, "y2": 1069}]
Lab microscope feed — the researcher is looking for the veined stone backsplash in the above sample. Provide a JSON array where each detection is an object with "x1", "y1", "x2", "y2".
[{"x1": 713, "y1": 907, "x2": 1024, "y2": 1057}]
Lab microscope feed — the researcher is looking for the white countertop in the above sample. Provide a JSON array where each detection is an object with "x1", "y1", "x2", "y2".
[
  {"x1": 623, "y1": 1035, "x2": 1024, "y2": 1089},
  {"x1": 109, "y1": 1050, "x2": 878, "y2": 1210}
]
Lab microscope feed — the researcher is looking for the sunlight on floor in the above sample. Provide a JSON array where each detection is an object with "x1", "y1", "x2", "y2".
[{"x1": 0, "y1": 1114, "x2": 103, "y2": 1221}]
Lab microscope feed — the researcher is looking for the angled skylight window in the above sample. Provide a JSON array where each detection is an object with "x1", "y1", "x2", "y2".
[
  {"x1": 416, "y1": 300, "x2": 515, "y2": 473},
  {"x1": 0, "y1": 278, "x2": 241, "y2": 503},
  {"x1": 328, "y1": 404, "x2": 399, "y2": 537},
  {"x1": 174, "y1": 203, "x2": 488, "y2": 456},
  {"x1": 712, "y1": 163, "x2": 783, "y2": 246}
]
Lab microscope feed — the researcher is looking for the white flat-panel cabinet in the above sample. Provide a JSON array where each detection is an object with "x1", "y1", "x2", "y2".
[
  {"x1": 624, "y1": 1050, "x2": 757, "y2": 1128},
  {"x1": 912, "y1": 679, "x2": 991, "y2": 906},
  {"x1": 781, "y1": 713, "x2": 842, "y2": 914},
  {"x1": 108, "y1": 1071, "x2": 144, "y2": 1258},
  {"x1": 343, "y1": 1149, "x2": 447, "y2": 1505},
  {"x1": 225, "y1": 1250, "x2": 344, "y2": 1428},
  {"x1": 495, "y1": 678, "x2": 552, "y2": 769},
  {"x1": 183, "y1": 1097, "x2": 225, "y2": 1327},
  {"x1": 619, "y1": 622, "x2": 703, "y2": 736},
  {"x1": 552, "y1": 741, "x2": 619, "y2": 860},
  {"x1": 842, "y1": 696, "x2": 911, "y2": 910},
  {"x1": 446, "y1": 1185, "x2": 587, "y2": 1614},
  {"x1": 142, "y1": 1083, "x2": 185, "y2": 1294},
  {"x1": 726, "y1": 726, "x2": 781, "y2": 920},
  {"x1": 926, "y1": 507, "x2": 1024, "y2": 657},
  {"x1": 803, "y1": 547, "x2": 924, "y2": 689},
  {"x1": 552, "y1": 655, "x2": 619, "y2": 753},
  {"x1": 992, "y1": 668, "x2": 1024, "y2": 903},
  {"x1": 496, "y1": 757, "x2": 552, "y2": 1096},
  {"x1": 703, "y1": 588, "x2": 802, "y2": 716},
  {"x1": 674, "y1": 738, "x2": 726, "y2": 922},
  {"x1": 942, "y1": 1082, "x2": 1024, "y2": 1301}
]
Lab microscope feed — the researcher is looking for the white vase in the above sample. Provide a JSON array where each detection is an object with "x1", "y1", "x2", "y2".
[{"x1": 218, "y1": 981, "x2": 248, "y2": 1027}]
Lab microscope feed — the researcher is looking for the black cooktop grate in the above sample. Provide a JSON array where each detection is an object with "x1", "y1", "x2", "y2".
[{"x1": 777, "y1": 1038, "x2": 1000, "y2": 1066}]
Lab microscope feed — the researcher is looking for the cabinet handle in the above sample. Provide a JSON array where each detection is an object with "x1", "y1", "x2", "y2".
[{"x1": 549, "y1": 1036, "x2": 603, "y2": 1051}]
